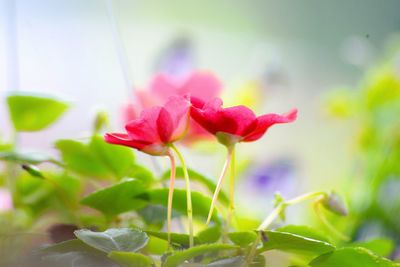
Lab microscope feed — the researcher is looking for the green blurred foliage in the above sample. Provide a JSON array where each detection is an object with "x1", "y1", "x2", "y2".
[
  {"x1": 6, "y1": 92, "x2": 69, "y2": 132},
  {"x1": 326, "y1": 38, "x2": 400, "y2": 258},
  {"x1": 1, "y1": 73, "x2": 400, "y2": 266}
]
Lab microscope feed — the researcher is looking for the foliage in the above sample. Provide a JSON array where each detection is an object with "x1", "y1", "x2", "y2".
[{"x1": 1, "y1": 54, "x2": 400, "y2": 267}]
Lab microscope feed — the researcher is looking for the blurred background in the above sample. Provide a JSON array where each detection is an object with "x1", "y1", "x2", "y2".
[{"x1": 1, "y1": 0, "x2": 400, "y2": 237}]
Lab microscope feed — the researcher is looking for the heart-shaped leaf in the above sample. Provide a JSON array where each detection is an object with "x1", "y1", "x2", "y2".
[
  {"x1": 309, "y1": 247, "x2": 397, "y2": 267},
  {"x1": 228, "y1": 231, "x2": 258, "y2": 247},
  {"x1": 81, "y1": 178, "x2": 147, "y2": 216},
  {"x1": 74, "y1": 228, "x2": 148, "y2": 253},
  {"x1": 259, "y1": 230, "x2": 335, "y2": 257},
  {"x1": 108, "y1": 251, "x2": 152, "y2": 267},
  {"x1": 7, "y1": 92, "x2": 69, "y2": 131},
  {"x1": 196, "y1": 225, "x2": 222, "y2": 244},
  {"x1": 348, "y1": 238, "x2": 395, "y2": 258},
  {"x1": 56, "y1": 139, "x2": 111, "y2": 178},
  {"x1": 276, "y1": 225, "x2": 330, "y2": 243},
  {"x1": 89, "y1": 135, "x2": 135, "y2": 179}
]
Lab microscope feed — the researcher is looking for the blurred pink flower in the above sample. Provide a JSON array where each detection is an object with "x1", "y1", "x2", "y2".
[
  {"x1": 123, "y1": 71, "x2": 222, "y2": 142},
  {"x1": 0, "y1": 188, "x2": 13, "y2": 212}
]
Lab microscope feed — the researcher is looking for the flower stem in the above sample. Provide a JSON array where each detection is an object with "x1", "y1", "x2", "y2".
[
  {"x1": 166, "y1": 151, "x2": 176, "y2": 248},
  {"x1": 206, "y1": 146, "x2": 234, "y2": 225},
  {"x1": 246, "y1": 191, "x2": 327, "y2": 265},
  {"x1": 227, "y1": 146, "x2": 236, "y2": 230},
  {"x1": 314, "y1": 198, "x2": 350, "y2": 241},
  {"x1": 170, "y1": 144, "x2": 194, "y2": 248},
  {"x1": 258, "y1": 191, "x2": 325, "y2": 231}
]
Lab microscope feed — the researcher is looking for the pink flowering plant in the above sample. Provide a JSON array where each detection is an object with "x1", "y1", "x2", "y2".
[{"x1": 0, "y1": 71, "x2": 398, "y2": 267}]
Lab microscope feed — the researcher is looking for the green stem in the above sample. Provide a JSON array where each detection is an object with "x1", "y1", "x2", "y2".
[
  {"x1": 166, "y1": 151, "x2": 176, "y2": 248},
  {"x1": 314, "y1": 199, "x2": 350, "y2": 241},
  {"x1": 227, "y1": 146, "x2": 236, "y2": 231},
  {"x1": 258, "y1": 191, "x2": 325, "y2": 231},
  {"x1": 246, "y1": 191, "x2": 327, "y2": 266},
  {"x1": 207, "y1": 146, "x2": 234, "y2": 225},
  {"x1": 285, "y1": 191, "x2": 326, "y2": 205},
  {"x1": 170, "y1": 144, "x2": 194, "y2": 248}
]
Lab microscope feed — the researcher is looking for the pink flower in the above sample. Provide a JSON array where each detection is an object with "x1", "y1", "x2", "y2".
[
  {"x1": 190, "y1": 97, "x2": 297, "y2": 147},
  {"x1": 106, "y1": 95, "x2": 190, "y2": 156},
  {"x1": 123, "y1": 71, "x2": 222, "y2": 142}
]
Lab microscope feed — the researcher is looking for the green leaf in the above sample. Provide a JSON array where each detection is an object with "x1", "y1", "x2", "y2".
[
  {"x1": 309, "y1": 247, "x2": 397, "y2": 267},
  {"x1": 41, "y1": 239, "x2": 102, "y2": 255},
  {"x1": 197, "y1": 225, "x2": 222, "y2": 244},
  {"x1": 146, "y1": 231, "x2": 200, "y2": 247},
  {"x1": 0, "y1": 150, "x2": 53, "y2": 164},
  {"x1": 136, "y1": 188, "x2": 220, "y2": 223},
  {"x1": 108, "y1": 251, "x2": 152, "y2": 267},
  {"x1": 129, "y1": 164, "x2": 155, "y2": 186},
  {"x1": 162, "y1": 167, "x2": 229, "y2": 205},
  {"x1": 145, "y1": 236, "x2": 169, "y2": 255},
  {"x1": 40, "y1": 239, "x2": 115, "y2": 267},
  {"x1": 7, "y1": 92, "x2": 69, "y2": 131},
  {"x1": 260, "y1": 230, "x2": 335, "y2": 257},
  {"x1": 74, "y1": 228, "x2": 149, "y2": 253},
  {"x1": 277, "y1": 225, "x2": 330, "y2": 243},
  {"x1": 55, "y1": 139, "x2": 110, "y2": 178},
  {"x1": 55, "y1": 137, "x2": 135, "y2": 179},
  {"x1": 228, "y1": 231, "x2": 258, "y2": 247},
  {"x1": 81, "y1": 178, "x2": 147, "y2": 216},
  {"x1": 349, "y1": 238, "x2": 395, "y2": 258},
  {"x1": 163, "y1": 244, "x2": 238, "y2": 267},
  {"x1": 138, "y1": 204, "x2": 169, "y2": 226},
  {"x1": 205, "y1": 256, "x2": 245, "y2": 267},
  {"x1": 89, "y1": 135, "x2": 135, "y2": 179}
]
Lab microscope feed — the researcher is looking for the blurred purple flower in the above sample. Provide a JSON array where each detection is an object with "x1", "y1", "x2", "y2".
[
  {"x1": 0, "y1": 188, "x2": 13, "y2": 212},
  {"x1": 247, "y1": 158, "x2": 298, "y2": 198},
  {"x1": 154, "y1": 36, "x2": 194, "y2": 79}
]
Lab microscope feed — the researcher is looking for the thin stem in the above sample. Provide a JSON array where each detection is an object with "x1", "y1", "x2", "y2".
[
  {"x1": 314, "y1": 199, "x2": 350, "y2": 241},
  {"x1": 166, "y1": 151, "x2": 176, "y2": 248},
  {"x1": 245, "y1": 233, "x2": 261, "y2": 267},
  {"x1": 206, "y1": 146, "x2": 234, "y2": 225},
  {"x1": 170, "y1": 144, "x2": 194, "y2": 248},
  {"x1": 247, "y1": 191, "x2": 327, "y2": 265},
  {"x1": 285, "y1": 191, "x2": 326, "y2": 205},
  {"x1": 257, "y1": 203, "x2": 286, "y2": 231},
  {"x1": 227, "y1": 146, "x2": 236, "y2": 231},
  {"x1": 258, "y1": 191, "x2": 325, "y2": 231}
]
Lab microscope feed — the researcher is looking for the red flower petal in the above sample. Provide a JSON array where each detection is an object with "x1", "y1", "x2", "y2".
[
  {"x1": 162, "y1": 95, "x2": 191, "y2": 141},
  {"x1": 243, "y1": 109, "x2": 298, "y2": 142},
  {"x1": 104, "y1": 133, "x2": 150, "y2": 150},
  {"x1": 191, "y1": 98, "x2": 257, "y2": 136},
  {"x1": 104, "y1": 133, "x2": 169, "y2": 156},
  {"x1": 156, "y1": 107, "x2": 174, "y2": 143},
  {"x1": 125, "y1": 107, "x2": 163, "y2": 144}
]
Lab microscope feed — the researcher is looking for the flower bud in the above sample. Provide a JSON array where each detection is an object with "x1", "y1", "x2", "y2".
[
  {"x1": 93, "y1": 110, "x2": 109, "y2": 134},
  {"x1": 322, "y1": 191, "x2": 348, "y2": 216},
  {"x1": 21, "y1": 164, "x2": 45, "y2": 179}
]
